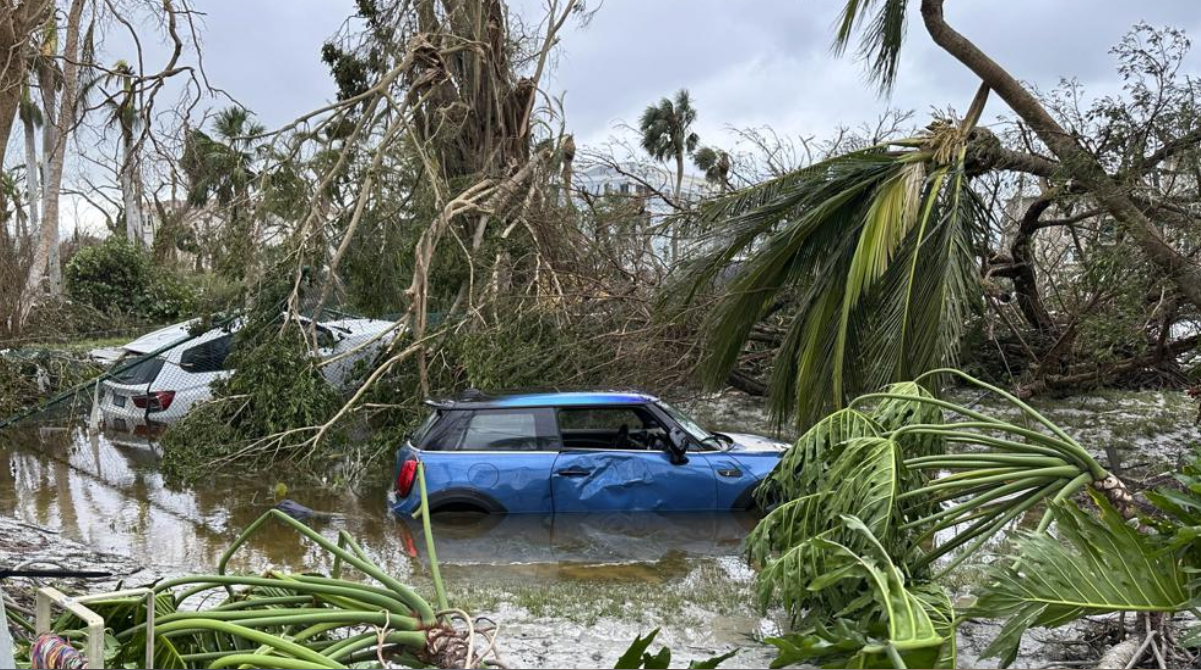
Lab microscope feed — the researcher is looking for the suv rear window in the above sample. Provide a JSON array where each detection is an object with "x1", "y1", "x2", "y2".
[
  {"x1": 422, "y1": 409, "x2": 559, "y2": 451},
  {"x1": 180, "y1": 334, "x2": 234, "y2": 373},
  {"x1": 110, "y1": 355, "x2": 165, "y2": 385}
]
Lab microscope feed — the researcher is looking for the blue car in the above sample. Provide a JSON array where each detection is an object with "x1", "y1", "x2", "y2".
[{"x1": 388, "y1": 390, "x2": 789, "y2": 515}]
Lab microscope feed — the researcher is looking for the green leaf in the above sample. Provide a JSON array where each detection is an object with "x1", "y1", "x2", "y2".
[
  {"x1": 912, "y1": 584, "x2": 957, "y2": 669},
  {"x1": 688, "y1": 649, "x2": 738, "y2": 669},
  {"x1": 750, "y1": 438, "x2": 908, "y2": 619},
  {"x1": 824, "y1": 438, "x2": 903, "y2": 541},
  {"x1": 761, "y1": 516, "x2": 947, "y2": 669},
  {"x1": 758, "y1": 408, "x2": 881, "y2": 504},
  {"x1": 972, "y1": 491, "x2": 1189, "y2": 667},
  {"x1": 615, "y1": 628, "x2": 669, "y2": 669}
]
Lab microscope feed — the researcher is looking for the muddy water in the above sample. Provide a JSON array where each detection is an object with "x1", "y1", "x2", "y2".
[{"x1": 0, "y1": 421, "x2": 779, "y2": 667}]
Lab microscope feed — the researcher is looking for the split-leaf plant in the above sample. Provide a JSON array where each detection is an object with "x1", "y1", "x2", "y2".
[{"x1": 747, "y1": 368, "x2": 1147, "y2": 668}]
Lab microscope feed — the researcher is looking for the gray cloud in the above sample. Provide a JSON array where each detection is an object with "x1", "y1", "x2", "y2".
[{"x1": 167, "y1": 1, "x2": 1201, "y2": 147}]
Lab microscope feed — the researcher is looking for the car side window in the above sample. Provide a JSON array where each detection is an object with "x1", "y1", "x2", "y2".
[
  {"x1": 424, "y1": 409, "x2": 558, "y2": 451},
  {"x1": 180, "y1": 334, "x2": 234, "y2": 373},
  {"x1": 558, "y1": 406, "x2": 667, "y2": 450}
]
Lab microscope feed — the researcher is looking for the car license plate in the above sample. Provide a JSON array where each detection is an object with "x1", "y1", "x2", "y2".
[{"x1": 113, "y1": 393, "x2": 126, "y2": 407}]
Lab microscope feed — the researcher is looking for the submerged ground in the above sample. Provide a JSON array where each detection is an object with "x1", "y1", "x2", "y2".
[{"x1": 1, "y1": 386, "x2": 1197, "y2": 668}]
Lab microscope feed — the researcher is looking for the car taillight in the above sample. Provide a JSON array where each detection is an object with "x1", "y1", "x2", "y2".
[
  {"x1": 133, "y1": 390, "x2": 175, "y2": 412},
  {"x1": 396, "y1": 460, "x2": 419, "y2": 498}
]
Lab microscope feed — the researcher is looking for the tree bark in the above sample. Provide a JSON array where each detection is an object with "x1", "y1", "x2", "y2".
[
  {"x1": 0, "y1": 0, "x2": 54, "y2": 183},
  {"x1": 992, "y1": 196, "x2": 1058, "y2": 333},
  {"x1": 120, "y1": 128, "x2": 144, "y2": 244},
  {"x1": 1019, "y1": 334, "x2": 1199, "y2": 398},
  {"x1": 21, "y1": 107, "x2": 38, "y2": 246},
  {"x1": 20, "y1": 0, "x2": 85, "y2": 324},
  {"x1": 35, "y1": 38, "x2": 60, "y2": 294},
  {"x1": 920, "y1": 0, "x2": 1201, "y2": 310},
  {"x1": 672, "y1": 150, "x2": 684, "y2": 262}
]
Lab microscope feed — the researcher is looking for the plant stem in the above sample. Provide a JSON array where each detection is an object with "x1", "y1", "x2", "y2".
[{"x1": 416, "y1": 462, "x2": 450, "y2": 613}]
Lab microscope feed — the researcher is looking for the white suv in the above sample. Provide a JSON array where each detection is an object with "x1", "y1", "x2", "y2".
[{"x1": 98, "y1": 316, "x2": 398, "y2": 444}]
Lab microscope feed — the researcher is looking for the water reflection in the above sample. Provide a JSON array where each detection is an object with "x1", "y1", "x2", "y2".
[
  {"x1": 398, "y1": 511, "x2": 756, "y2": 567},
  {"x1": 1, "y1": 422, "x2": 757, "y2": 582}
]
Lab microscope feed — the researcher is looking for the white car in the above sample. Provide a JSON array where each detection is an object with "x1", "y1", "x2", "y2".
[{"x1": 97, "y1": 316, "x2": 398, "y2": 441}]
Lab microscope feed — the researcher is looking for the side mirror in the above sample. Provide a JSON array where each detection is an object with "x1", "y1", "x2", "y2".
[{"x1": 666, "y1": 428, "x2": 690, "y2": 465}]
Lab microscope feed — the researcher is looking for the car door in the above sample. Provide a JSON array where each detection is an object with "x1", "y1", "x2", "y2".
[
  {"x1": 419, "y1": 408, "x2": 560, "y2": 514},
  {"x1": 550, "y1": 405, "x2": 718, "y2": 513}
]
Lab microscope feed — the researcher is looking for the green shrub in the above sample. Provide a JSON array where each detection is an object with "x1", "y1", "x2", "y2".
[
  {"x1": 187, "y1": 272, "x2": 245, "y2": 317},
  {"x1": 65, "y1": 239, "x2": 194, "y2": 320},
  {"x1": 160, "y1": 327, "x2": 344, "y2": 481}
]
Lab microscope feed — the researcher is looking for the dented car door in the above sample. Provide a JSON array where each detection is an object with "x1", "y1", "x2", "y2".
[{"x1": 549, "y1": 439, "x2": 718, "y2": 513}]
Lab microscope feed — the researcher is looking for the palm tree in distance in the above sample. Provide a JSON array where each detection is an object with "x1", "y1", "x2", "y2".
[
  {"x1": 181, "y1": 106, "x2": 266, "y2": 277},
  {"x1": 639, "y1": 89, "x2": 699, "y2": 261},
  {"x1": 105, "y1": 60, "x2": 146, "y2": 245},
  {"x1": 692, "y1": 146, "x2": 731, "y2": 191},
  {"x1": 638, "y1": 88, "x2": 700, "y2": 203}
]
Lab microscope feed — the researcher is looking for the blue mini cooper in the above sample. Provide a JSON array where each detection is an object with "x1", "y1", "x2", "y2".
[{"x1": 388, "y1": 390, "x2": 789, "y2": 516}]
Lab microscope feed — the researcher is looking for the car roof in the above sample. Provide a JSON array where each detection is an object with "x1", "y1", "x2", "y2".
[
  {"x1": 123, "y1": 318, "x2": 242, "y2": 355},
  {"x1": 122, "y1": 320, "x2": 196, "y2": 354},
  {"x1": 428, "y1": 390, "x2": 659, "y2": 410}
]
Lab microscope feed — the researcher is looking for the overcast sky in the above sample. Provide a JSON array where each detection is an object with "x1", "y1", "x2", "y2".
[
  {"x1": 53, "y1": 0, "x2": 1201, "y2": 235},
  {"x1": 193, "y1": 0, "x2": 1201, "y2": 149}
]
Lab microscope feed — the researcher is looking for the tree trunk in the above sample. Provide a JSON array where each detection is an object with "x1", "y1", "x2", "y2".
[
  {"x1": 22, "y1": 109, "x2": 39, "y2": 248},
  {"x1": 920, "y1": 0, "x2": 1201, "y2": 310},
  {"x1": 992, "y1": 196, "x2": 1058, "y2": 333},
  {"x1": 120, "y1": 128, "x2": 144, "y2": 245},
  {"x1": 672, "y1": 150, "x2": 684, "y2": 262},
  {"x1": 36, "y1": 56, "x2": 60, "y2": 293},
  {"x1": 0, "y1": 0, "x2": 54, "y2": 184},
  {"x1": 20, "y1": 0, "x2": 85, "y2": 324},
  {"x1": 0, "y1": 71, "x2": 21, "y2": 174}
]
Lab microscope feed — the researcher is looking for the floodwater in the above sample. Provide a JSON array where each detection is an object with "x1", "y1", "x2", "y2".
[
  {"x1": 0, "y1": 419, "x2": 780, "y2": 667},
  {"x1": 0, "y1": 424, "x2": 759, "y2": 573}
]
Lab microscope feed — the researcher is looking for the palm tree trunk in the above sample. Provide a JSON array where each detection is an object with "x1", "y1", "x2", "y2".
[
  {"x1": 20, "y1": 0, "x2": 85, "y2": 324},
  {"x1": 120, "y1": 128, "x2": 144, "y2": 245},
  {"x1": 920, "y1": 0, "x2": 1201, "y2": 310},
  {"x1": 21, "y1": 113, "x2": 38, "y2": 247},
  {"x1": 672, "y1": 150, "x2": 684, "y2": 262}
]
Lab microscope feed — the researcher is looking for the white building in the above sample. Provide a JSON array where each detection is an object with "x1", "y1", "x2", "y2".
[{"x1": 572, "y1": 161, "x2": 716, "y2": 264}]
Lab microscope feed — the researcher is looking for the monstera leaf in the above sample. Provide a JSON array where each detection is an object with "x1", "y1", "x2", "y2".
[
  {"x1": 764, "y1": 515, "x2": 952, "y2": 669},
  {"x1": 972, "y1": 491, "x2": 1189, "y2": 667}
]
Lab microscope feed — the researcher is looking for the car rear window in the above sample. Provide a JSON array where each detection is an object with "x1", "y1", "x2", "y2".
[
  {"x1": 180, "y1": 334, "x2": 234, "y2": 373},
  {"x1": 410, "y1": 410, "x2": 441, "y2": 445},
  {"x1": 110, "y1": 355, "x2": 165, "y2": 385}
]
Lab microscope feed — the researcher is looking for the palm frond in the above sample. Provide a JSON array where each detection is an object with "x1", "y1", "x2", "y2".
[
  {"x1": 833, "y1": 0, "x2": 911, "y2": 91},
  {"x1": 972, "y1": 491, "x2": 1189, "y2": 667},
  {"x1": 680, "y1": 140, "x2": 985, "y2": 428}
]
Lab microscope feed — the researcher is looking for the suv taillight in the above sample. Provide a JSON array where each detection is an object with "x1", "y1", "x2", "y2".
[
  {"x1": 133, "y1": 390, "x2": 175, "y2": 412},
  {"x1": 396, "y1": 460, "x2": 419, "y2": 498}
]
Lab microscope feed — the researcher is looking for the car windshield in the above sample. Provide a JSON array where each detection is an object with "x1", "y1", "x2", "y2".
[{"x1": 657, "y1": 401, "x2": 713, "y2": 443}]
